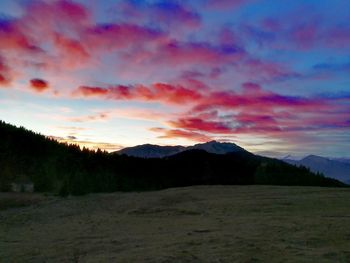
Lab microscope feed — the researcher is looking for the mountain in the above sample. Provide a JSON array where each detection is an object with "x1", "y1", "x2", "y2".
[
  {"x1": 115, "y1": 140, "x2": 246, "y2": 158},
  {"x1": 0, "y1": 120, "x2": 346, "y2": 195},
  {"x1": 116, "y1": 144, "x2": 185, "y2": 158},
  {"x1": 188, "y1": 141, "x2": 246, "y2": 154},
  {"x1": 283, "y1": 155, "x2": 350, "y2": 183}
]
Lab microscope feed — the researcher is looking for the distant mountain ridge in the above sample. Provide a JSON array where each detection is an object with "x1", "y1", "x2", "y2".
[
  {"x1": 116, "y1": 144, "x2": 185, "y2": 158},
  {"x1": 115, "y1": 140, "x2": 246, "y2": 158},
  {"x1": 283, "y1": 155, "x2": 350, "y2": 183}
]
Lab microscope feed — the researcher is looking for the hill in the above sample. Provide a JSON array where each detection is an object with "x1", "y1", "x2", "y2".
[
  {"x1": 284, "y1": 155, "x2": 350, "y2": 183},
  {"x1": 0, "y1": 120, "x2": 346, "y2": 195}
]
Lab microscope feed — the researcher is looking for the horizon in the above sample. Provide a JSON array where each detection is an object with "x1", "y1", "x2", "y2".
[
  {"x1": 3, "y1": 119, "x2": 350, "y2": 160},
  {"x1": 0, "y1": 0, "x2": 349, "y2": 158}
]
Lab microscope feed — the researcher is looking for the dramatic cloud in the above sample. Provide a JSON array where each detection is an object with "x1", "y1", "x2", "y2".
[
  {"x1": 73, "y1": 80, "x2": 350, "y2": 148},
  {"x1": 0, "y1": 0, "x2": 349, "y2": 156},
  {"x1": 76, "y1": 83, "x2": 203, "y2": 105}
]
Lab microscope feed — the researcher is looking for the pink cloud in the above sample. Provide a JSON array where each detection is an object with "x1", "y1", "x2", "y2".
[
  {"x1": 0, "y1": 59, "x2": 12, "y2": 86},
  {"x1": 54, "y1": 0, "x2": 89, "y2": 23},
  {"x1": 0, "y1": 0, "x2": 296, "y2": 87},
  {"x1": 150, "y1": 127, "x2": 211, "y2": 142},
  {"x1": 76, "y1": 83, "x2": 203, "y2": 105},
  {"x1": 0, "y1": 19, "x2": 38, "y2": 52},
  {"x1": 77, "y1": 86, "x2": 108, "y2": 96},
  {"x1": 0, "y1": 74, "x2": 9, "y2": 86},
  {"x1": 53, "y1": 33, "x2": 90, "y2": 65},
  {"x1": 30, "y1": 78, "x2": 49, "y2": 92},
  {"x1": 169, "y1": 118, "x2": 233, "y2": 134},
  {"x1": 22, "y1": 0, "x2": 90, "y2": 29},
  {"x1": 4, "y1": 1, "x2": 166, "y2": 73}
]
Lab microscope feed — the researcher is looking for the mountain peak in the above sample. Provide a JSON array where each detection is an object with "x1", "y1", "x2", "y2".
[{"x1": 190, "y1": 140, "x2": 245, "y2": 155}]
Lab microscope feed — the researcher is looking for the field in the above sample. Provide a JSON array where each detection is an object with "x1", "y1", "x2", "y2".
[{"x1": 1, "y1": 186, "x2": 350, "y2": 262}]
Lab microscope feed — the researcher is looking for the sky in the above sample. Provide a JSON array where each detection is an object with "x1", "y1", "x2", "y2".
[{"x1": 0, "y1": 0, "x2": 349, "y2": 158}]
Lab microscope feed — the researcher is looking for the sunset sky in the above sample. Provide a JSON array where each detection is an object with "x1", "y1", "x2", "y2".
[{"x1": 0, "y1": 0, "x2": 349, "y2": 157}]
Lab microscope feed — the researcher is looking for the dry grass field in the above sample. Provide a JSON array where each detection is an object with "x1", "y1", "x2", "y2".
[{"x1": 1, "y1": 185, "x2": 350, "y2": 262}]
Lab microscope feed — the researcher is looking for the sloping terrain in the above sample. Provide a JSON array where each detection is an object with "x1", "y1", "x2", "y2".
[{"x1": 1, "y1": 185, "x2": 350, "y2": 262}]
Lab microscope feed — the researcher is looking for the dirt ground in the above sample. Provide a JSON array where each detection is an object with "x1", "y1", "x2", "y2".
[{"x1": 1, "y1": 185, "x2": 350, "y2": 262}]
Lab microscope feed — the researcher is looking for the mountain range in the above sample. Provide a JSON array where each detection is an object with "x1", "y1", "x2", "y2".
[
  {"x1": 119, "y1": 143, "x2": 350, "y2": 184},
  {"x1": 115, "y1": 140, "x2": 246, "y2": 158},
  {"x1": 0, "y1": 120, "x2": 346, "y2": 195},
  {"x1": 283, "y1": 155, "x2": 350, "y2": 184}
]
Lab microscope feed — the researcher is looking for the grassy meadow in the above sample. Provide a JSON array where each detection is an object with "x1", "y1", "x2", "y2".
[{"x1": 1, "y1": 186, "x2": 350, "y2": 262}]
